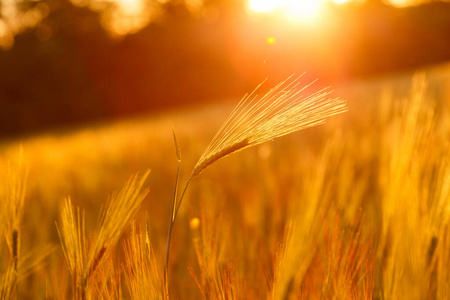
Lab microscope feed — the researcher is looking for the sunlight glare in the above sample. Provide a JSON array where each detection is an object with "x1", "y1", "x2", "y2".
[
  {"x1": 284, "y1": 1, "x2": 321, "y2": 22},
  {"x1": 388, "y1": 0, "x2": 413, "y2": 7},
  {"x1": 248, "y1": 0, "x2": 323, "y2": 23},
  {"x1": 332, "y1": 0, "x2": 350, "y2": 4},
  {"x1": 248, "y1": 0, "x2": 279, "y2": 13}
]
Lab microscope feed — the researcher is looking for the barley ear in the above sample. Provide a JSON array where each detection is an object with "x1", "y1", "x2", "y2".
[
  {"x1": 86, "y1": 170, "x2": 150, "y2": 279},
  {"x1": 192, "y1": 76, "x2": 347, "y2": 176}
]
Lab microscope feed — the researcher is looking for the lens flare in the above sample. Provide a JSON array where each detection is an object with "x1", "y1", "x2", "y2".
[{"x1": 266, "y1": 37, "x2": 276, "y2": 44}]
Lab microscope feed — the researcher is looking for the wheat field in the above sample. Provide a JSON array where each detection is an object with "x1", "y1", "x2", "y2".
[{"x1": 1, "y1": 65, "x2": 450, "y2": 299}]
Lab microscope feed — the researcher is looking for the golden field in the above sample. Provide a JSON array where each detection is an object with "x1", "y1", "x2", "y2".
[{"x1": 1, "y1": 65, "x2": 450, "y2": 299}]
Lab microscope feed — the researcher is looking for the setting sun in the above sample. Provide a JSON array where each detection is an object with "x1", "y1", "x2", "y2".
[
  {"x1": 388, "y1": 0, "x2": 414, "y2": 7},
  {"x1": 248, "y1": 0, "x2": 280, "y2": 13},
  {"x1": 248, "y1": 0, "x2": 323, "y2": 22},
  {"x1": 284, "y1": 1, "x2": 322, "y2": 21},
  {"x1": 332, "y1": 0, "x2": 350, "y2": 4}
]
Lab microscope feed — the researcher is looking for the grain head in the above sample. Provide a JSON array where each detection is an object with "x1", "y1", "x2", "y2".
[
  {"x1": 192, "y1": 76, "x2": 347, "y2": 177},
  {"x1": 87, "y1": 170, "x2": 150, "y2": 278}
]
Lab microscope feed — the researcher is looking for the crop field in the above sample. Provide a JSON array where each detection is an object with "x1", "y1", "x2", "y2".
[{"x1": 1, "y1": 64, "x2": 450, "y2": 299}]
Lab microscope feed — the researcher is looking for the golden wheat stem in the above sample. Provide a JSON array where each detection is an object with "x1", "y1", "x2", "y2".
[
  {"x1": 164, "y1": 178, "x2": 192, "y2": 299},
  {"x1": 163, "y1": 158, "x2": 181, "y2": 299},
  {"x1": 163, "y1": 163, "x2": 194, "y2": 298},
  {"x1": 174, "y1": 176, "x2": 193, "y2": 221},
  {"x1": 163, "y1": 129, "x2": 195, "y2": 298}
]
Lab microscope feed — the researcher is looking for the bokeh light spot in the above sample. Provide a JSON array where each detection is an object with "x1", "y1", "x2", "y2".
[{"x1": 189, "y1": 217, "x2": 200, "y2": 230}]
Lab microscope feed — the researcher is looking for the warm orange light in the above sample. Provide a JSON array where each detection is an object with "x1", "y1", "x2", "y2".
[
  {"x1": 189, "y1": 217, "x2": 200, "y2": 230},
  {"x1": 87, "y1": 0, "x2": 168, "y2": 36},
  {"x1": 117, "y1": 0, "x2": 142, "y2": 14},
  {"x1": 387, "y1": 0, "x2": 414, "y2": 7},
  {"x1": 248, "y1": 0, "x2": 323, "y2": 23}
]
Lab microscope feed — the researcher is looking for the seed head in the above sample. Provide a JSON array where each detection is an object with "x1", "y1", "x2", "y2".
[{"x1": 192, "y1": 76, "x2": 347, "y2": 176}]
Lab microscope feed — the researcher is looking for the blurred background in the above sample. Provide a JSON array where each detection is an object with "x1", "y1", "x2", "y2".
[{"x1": 1, "y1": 0, "x2": 450, "y2": 138}]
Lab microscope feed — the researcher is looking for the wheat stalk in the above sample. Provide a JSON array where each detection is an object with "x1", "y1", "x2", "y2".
[
  {"x1": 87, "y1": 171, "x2": 150, "y2": 276},
  {"x1": 163, "y1": 75, "x2": 347, "y2": 297},
  {"x1": 173, "y1": 76, "x2": 346, "y2": 218},
  {"x1": 0, "y1": 147, "x2": 29, "y2": 299},
  {"x1": 123, "y1": 221, "x2": 161, "y2": 299},
  {"x1": 57, "y1": 171, "x2": 150, "y2": 299},
  {"x1": 3, "y1": 148, "x2": 28, "y2": 273},
  {"x1": 0, "y1": 148, "x2": 55, "y2": 299},
  {"x1": 56, "y1": 197, "x2": 87, "y2": 292},
  {"x1": 192, "y1": 76, "x2": 347, "y2": 176},
  {"x1": 0, "y1": 266, "x2": 15, "y2": 300}
]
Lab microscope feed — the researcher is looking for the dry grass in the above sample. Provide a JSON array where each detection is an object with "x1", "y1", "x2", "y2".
[{"x1": 0, "y1": 68, "x2": 449, "y2": 299}]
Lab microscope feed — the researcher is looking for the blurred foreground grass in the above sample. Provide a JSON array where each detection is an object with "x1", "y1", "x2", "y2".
[{"x1": 1, "y1": 64, "x2": 450, "y2": 299}]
